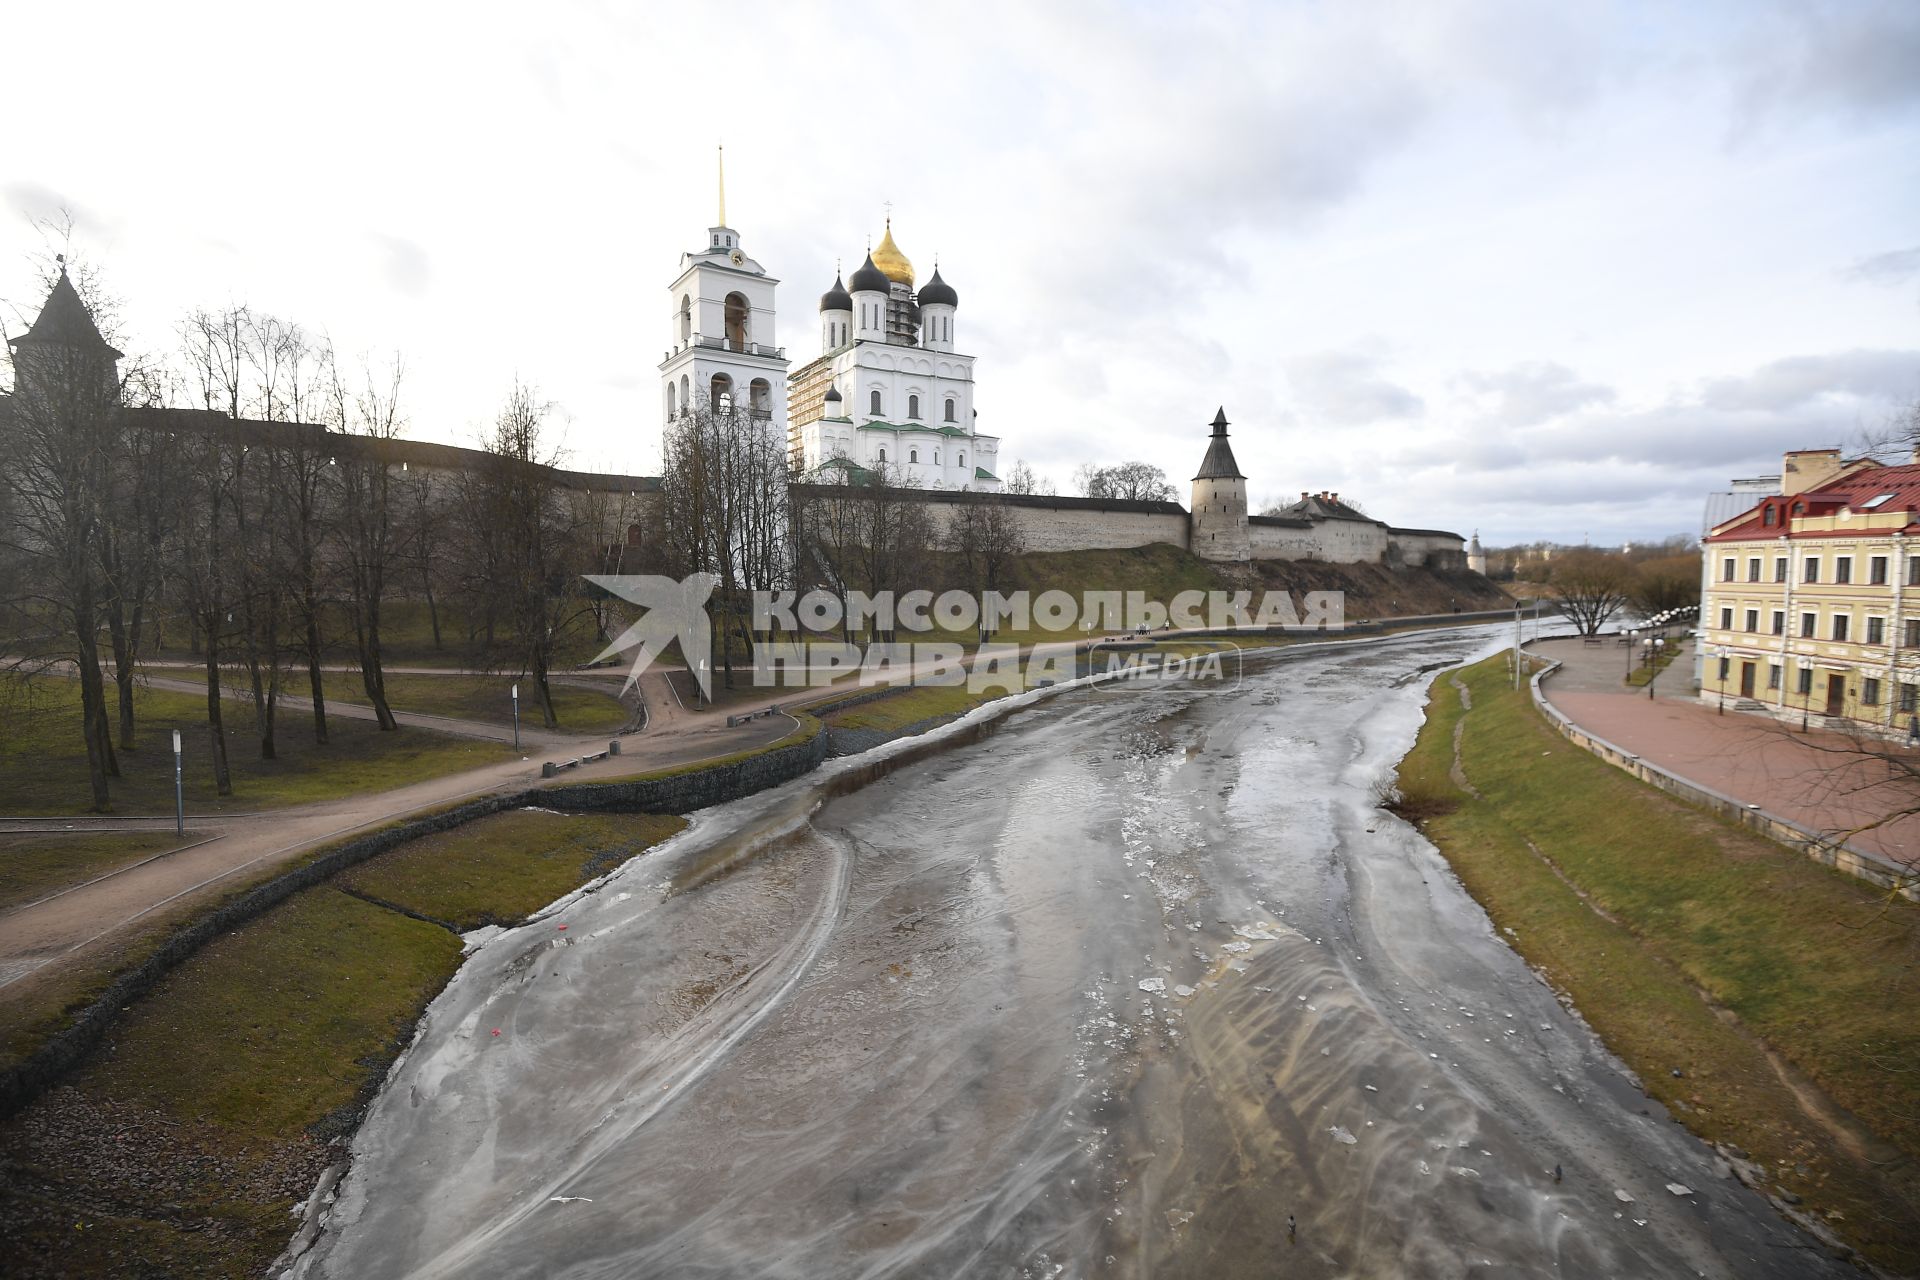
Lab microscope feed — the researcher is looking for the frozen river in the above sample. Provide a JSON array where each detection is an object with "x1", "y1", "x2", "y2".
[{"x1": 293, "y1": 626, "x2": 1843, "y2": 1278}]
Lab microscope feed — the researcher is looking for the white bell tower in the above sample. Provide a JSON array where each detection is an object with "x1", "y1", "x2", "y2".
[{"x1": 660, "y1": 146, "x2": 789, "y2": 437}]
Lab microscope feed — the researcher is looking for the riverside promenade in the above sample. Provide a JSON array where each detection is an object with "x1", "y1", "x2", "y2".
[{"x1": 1531, "y1": 635, "x2": 1919, "y2": 871}]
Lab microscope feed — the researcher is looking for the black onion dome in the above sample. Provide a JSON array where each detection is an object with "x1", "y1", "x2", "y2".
[
  {"x1": 818, "y1": 274, "x2": 852, "y2": 313},
  {"x1": 824, "y1": 385, "x2": 842, "y2": 401},
  {"x1": 847, "y1": 253, "x2": 890, "y2": 293},
  {"x1": 917, "y1": 266, "x2": 957, "y2": 308}
]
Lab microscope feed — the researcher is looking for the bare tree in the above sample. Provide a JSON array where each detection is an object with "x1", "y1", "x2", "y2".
[
  {"x1": 328, "y1": 354, "x2": 405, "y2": 730},
  {"x1": 1004, "y1": 459, "x2": 1053, "y2": 497},
  {"x1": 1074, "y1": 460, "x2": 1175, "y2": 503},
  {"x1": 460, "y1": 381, "x2": 588, "y2": 728},
  {"x1": 1628, "y1": 553, "x2": 1700, "y2": 616},
  {"x1": 946, "y1": 496, "x2": 1025, "y2": 640},
  {"x1": 1549, "y1": 550, "x2": 1634, "y2": 636},
  {"x1": 659, "y1": 394, "x2": 791, "y2": 690}
]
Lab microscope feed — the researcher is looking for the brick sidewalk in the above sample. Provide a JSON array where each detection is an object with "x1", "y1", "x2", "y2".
[{"x1": 1531, "y1": 636, "x2": 1919, "y2": 868}]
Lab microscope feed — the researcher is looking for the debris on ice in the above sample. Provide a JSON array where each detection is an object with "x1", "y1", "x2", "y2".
[
  {"x1": 1137, "y1": 977, "x2": 1166, "y2": 994},
  {"x1": 1329, "y1": 1126, "x2": 1358, "y2": 1145},
  {"x1": 1666, "y1": 1183, "x2": 1693, "y2": 1196},
  {"x1": 1614, "y1": 1189, "x2": 1635, "y2": 1203}
]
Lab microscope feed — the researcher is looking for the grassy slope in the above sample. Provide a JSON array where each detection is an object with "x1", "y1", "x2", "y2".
[
  {"x1": 822, "y1": 684, "x2": 995, "y2": 734},
  {"x1": 319, "y1": 670, "x2": 629, "y2": 733},
  {"x1": 0, "y1": 680, "x2": 507, "y2": 817},
  {"x1": 0, "y1": 833, "x2": 184, "y2": 914},
  {"x1": 1400, "y1": 655, "x2": 1920, "y2": 1268},
  {"x1": 0, "y1": 808, "x2": 685, "y2": 1279}
]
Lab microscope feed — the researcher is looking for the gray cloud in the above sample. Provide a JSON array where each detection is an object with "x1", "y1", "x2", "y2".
[
  {"x1": 1733, "y1": 0, "x2": 1920, "y2": 121},
  {"x1": 1461, "y1": 361, "x2": 1615, "y2": 426},
  {"x1": 1843, "y1": 246, "x2": 1920, "y2": 286},
  {"x1": 1285, "y1": 348, "x2": 1425, "y2": 426},
  {"x1": 1699, "y1": 349, "x2": 1920, "y2": 412}
]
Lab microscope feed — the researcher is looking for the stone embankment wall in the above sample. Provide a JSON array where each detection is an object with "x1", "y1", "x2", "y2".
[{"x1": 1529, "y1": 659, "x2": 1918, "y2": 902}]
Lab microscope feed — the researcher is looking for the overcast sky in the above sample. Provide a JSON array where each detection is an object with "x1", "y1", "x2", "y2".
[{"x1": 4, "y1": 0, "x2": 1917, "y2": 545}]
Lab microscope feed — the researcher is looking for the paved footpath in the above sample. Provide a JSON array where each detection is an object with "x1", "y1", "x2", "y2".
[{"x1": 1531, "y1": 635, "x2": 1919, "y2": 869}]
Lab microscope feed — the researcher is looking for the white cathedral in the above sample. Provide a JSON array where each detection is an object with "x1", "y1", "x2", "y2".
[{"x1": 660, "y1": 189, "x2": 1001, "y2": 492}]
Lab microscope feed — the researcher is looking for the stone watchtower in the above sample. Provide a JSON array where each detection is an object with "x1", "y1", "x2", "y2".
[{"x1": 1191, "y1": 406, "x2": 1250, "y2": 563}]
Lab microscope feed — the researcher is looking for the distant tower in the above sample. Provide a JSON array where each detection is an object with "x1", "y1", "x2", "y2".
[
  {"x1": 6, "y1": 264, "x2": 122, "y2": 422},
  {"x1": 1191, "y1": 406, "x2": 1250, "y2": 563},
  {"x1": 1467, "y1": 530, "x2": 1487, "y2": 575},
  {"x1": 659, "y1": 148, "x2": 788, "y2": 435}
]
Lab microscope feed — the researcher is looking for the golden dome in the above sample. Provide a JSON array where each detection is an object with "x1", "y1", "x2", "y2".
[{"x1": 871, "y1": 220, "x2": 914, "y2": 286}]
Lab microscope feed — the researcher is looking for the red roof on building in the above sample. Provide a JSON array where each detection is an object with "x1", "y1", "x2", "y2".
[{"x1": 1708, "y1": 461, "x2": 1920, "y2": 541}]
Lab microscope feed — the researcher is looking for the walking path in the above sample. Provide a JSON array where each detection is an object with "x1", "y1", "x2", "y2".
[{"x1": 1531, "y1": 635, "x2": 1919, "y2": 868}]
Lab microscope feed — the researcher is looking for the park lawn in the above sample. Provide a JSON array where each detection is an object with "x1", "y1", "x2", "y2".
[
  {"x1": 322, "y1": 671, "x2": 629, "y2": 733},
  {"x1": 0, "y1": 678, "x2": 507, "y2": 817},
  {"x1": 1402, "y1": 654, "x2": 1920, "y2": 1271},
  {"x1": 823, "y1": 683, "x2": 997, "y2": 734},
  {"x1": 0, "y1": 807, "x2": 685, "y2": 1279},
  {"x1": 344, "y1": 809, "x2": 685, "y2": 929},
  {"x1": 0, "y1": 832, "x2": 185, "y2": 914}
]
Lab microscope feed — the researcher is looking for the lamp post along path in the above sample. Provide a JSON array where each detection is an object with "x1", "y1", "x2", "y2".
[
  {"x1": 512, "y1": 683, "x2": 521, "y2": 752},
  {"x1": 172, "y1": 729, "x2": 184, "y2": 836}
]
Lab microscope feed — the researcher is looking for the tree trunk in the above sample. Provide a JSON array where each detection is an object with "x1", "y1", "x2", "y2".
[
  {"x1": 106, "y1": 595, "x2": 137, "y2": 751},
  {"x1": 205, "y1": 635, "x2": 232, "y2": 796},
  {"x1": 305, "y1": 613, "x2": 329, "y2": 745},
  {"x1": 73, "y1": 589, "x2": 112, "y2": 811},
  {"x1": 357, "y1": 606, "x2": 398, "y2": 731}
]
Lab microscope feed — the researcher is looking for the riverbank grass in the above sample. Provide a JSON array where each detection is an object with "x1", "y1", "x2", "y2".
[
  {"x1": 1403, "y1": 654, "x2": 1920, "y2": 1269},
  {"x1": 0, "y1": 808, "x2": 685, "y2": 1279},
  {"x1": 0, "y1": 832, "x2": 184, "y2": 914}
]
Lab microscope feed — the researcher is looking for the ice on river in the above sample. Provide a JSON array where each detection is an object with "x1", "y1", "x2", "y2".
[{"x1": 293, "y1": 625, "x2": 1846, "y2": 1280}]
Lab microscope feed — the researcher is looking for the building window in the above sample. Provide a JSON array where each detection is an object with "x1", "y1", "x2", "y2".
[
  {"x1": 1901, "y1": 683, "x2": 1918, "y2": 715},
  {"x1": 1747, "y1": 558, "x2": 1761, "y2": 582},
  {"x1": 1800, "y1": 612, "x2": 1816, "y2": 638},
  {"x1": 1767, "y1": 663, "x2": 1781, "y2": 690},
  {"x1": 1867, "y1": 616, "x2": 1885, "y2": 644},
  {"x1": 878, "y1": 447, "x2": 887, "y2": 463},
  {"x1": 1863, "y1": 678, "x2": 1881, "y2": 707},
  {"x1": 1744, "y1": 609, "x2": 1758, "y2": 632},
  {"x1": 1717, "y1": 656, "x2": 1731, "y2": 681},
  {"x1": 1832, "y1": 614, "x2": 1850, "y2": 642},
  {"x1": 933, "y1": 449, "x2": 940, "y2": 464},
  {"x1": 1764, "y1": 507, "x2": 1777, "y2": 526},
  {"x1": 1910, "y1": 557, "x2": 1920, "y2": 586},
  {"x1": 1835, "y1": 556, "x2": 1852, "y2": 585},
  {"x1": 1796, "y1": 666, "x2": 1813, "y2": 695},
  {"x1": 958, "y1": 452, "x2": 965, "y2": 467},
  {"x1": 909, "y1": 449, "x2": 919, "y2": 463},
  {"x1": 944, "y1": 398, "x2": 956, "y2": 422},
  {"x1": 870, "y1": 390, "x2": 883, "y2": 415},
  {"x1": 1870, "y1": 555, "x2": 1889, "y2": 585},
  {"x1": 1722, "y1": 557, "x2": 1735, "y2": 581},
  {"x1": 1803, "y1": 556, "x2": 1820, "y2": 583},
  {"x1": 1771, "y1": 610, "x2": 1784, "y2": 636},
  {"x1": 1907, "y1": 618, "x2": 1920, "y2": 648},
  {"x1": 1773, "y1": 557, "x2": 1788, "y2": 582},
  {"x1": 908, "y1": 394, "x2": 920, "y2": 419},
  {"x1": 1719, "y1": 607, "x2": 1733, "y2": 629}
]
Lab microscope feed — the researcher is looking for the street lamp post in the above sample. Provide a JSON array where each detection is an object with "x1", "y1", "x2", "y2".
[
  {"x1": 1715, "y1": 645, "x2": 1729, "y2": 716},
  {"x1": 511, "y1": 683, "x2": 521, "y2": 751},
  {"x1": 1625, "y1": 628, "x2": 1636, "y2": 678},
  {"x1": 172, "y1": 729, "x2": 184, "y2": 836}
]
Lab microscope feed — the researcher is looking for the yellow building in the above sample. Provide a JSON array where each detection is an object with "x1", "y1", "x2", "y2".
[{"x1": 1702, "y1": 449, "x2": 1920, "y2": 736}]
